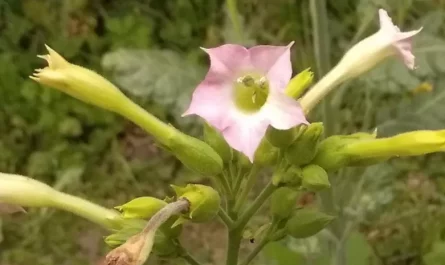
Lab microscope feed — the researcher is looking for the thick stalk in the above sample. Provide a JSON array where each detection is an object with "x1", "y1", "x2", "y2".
[
  {"x1": 51, "y1": 192, "x2": 120, "y2": 230},
  {"x1": 226, "y1": 227, "x2": 243, "y2": 265}
]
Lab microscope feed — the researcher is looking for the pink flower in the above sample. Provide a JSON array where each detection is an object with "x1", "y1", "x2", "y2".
[{"x1": 183, "y1": 43, "x2": 308, "y2": 161}]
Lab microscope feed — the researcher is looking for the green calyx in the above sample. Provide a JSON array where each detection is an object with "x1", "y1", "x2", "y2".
[{"x1": 234, "y1": 74, "x2": 270, "y2": 112}]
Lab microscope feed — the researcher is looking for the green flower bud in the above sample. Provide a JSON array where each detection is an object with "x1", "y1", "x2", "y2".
[
  {"x1": 105, "y1": 219, "x2": 146, "y2": 247},
  {"x1": 312, "y1": 131, "x2": 378, "y2": 172},
  {"x1": 285, "y1": 68, "x2": 314, "y2": 99},
  {"x1": 203, "y1": 122, "x2": 233, "y2": 163},
  {"x1": 301, "y1": 165, "x2": 330, "y2": 191},
  {"x1": 152, "y1": 232, "x2": 181, "y2": 258},
  {"x1": 115, "y1": 197, "x2": 167, "y2": 219},
  {"x1": 168, "y1": 131, "x2": 223, "y2": 176},
  {"x1": 270, "y1": 187, "x2": 299, "y2": 220},
  {"x1": 272, "y1": 166, "x2": 302, "y2": 187},
  {"x1": 171, "y1": 184, "x2": 221, "y2": 223},
  {"x1": 286, "y1": 208, "x2": 335, "y2": 238},
  {"x1": 285, "y1": 123, "x2": 324, "y2": 166},
  {"x1": 266, "y1": 127, "x2": 298, "y2": 148},
  {"x1": 254, "y1": 137, "x2": 279, "y2": 167}
]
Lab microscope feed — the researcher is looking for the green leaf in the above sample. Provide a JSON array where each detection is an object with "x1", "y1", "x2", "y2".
[{"x1": 263, "y1": 241, "x2": 305, "y2": 265}]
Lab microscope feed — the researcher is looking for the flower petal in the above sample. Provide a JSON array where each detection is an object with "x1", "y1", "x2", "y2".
[
  {"x1": 262, "y1": 90, "x2": 309, "y2": 130},
  {"x1": 221, "y1": 112, "x2": 270, "y2": 161},
  {"x1": 249, "y1": 42, "x2": 294, "y2": 91},
  {"x1": 182, "y1": 78, "x2": 233, "y2": 130},
  {"x1": 201, "y1": 44, "x2": 250, "y2": 78},
  {"x1": 378, "y1": 9, "x2": 422, "y2": 69}
]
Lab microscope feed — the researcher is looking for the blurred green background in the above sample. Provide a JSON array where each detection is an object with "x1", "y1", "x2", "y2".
[{"x1": 1, "y1": 0, "x2": 445, "y2": 265}]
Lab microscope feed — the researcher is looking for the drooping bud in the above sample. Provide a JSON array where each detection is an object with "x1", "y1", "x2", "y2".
[
  {"x1": 168, "y1": 131, "x2": 223, "y2": 176},
  {"x1": 286, "y1": 208, "x2": 335, "y2": 238},
  {"x1": 285, "y1": 68, "x2": 314, "y2": 99},
  {"x1": 254, "y1": 137, "x2": 279, "y2": 167},
  {"x1": 203, "y1": 122, "x2": 233, "y2": 163},
  {"x1": 272, "y1": 166, "x2": 303, "y2": 187},
  {"x1": 285, "y1": 123, "x2": 324, "y2": 166},
  {"x1": 171, "y1": 184, "x2": 220, "y2": 224},
  {"x1": 115, "y1": 197, "x2": 167, "y2": 219},
  {"x1": 301, "y1": 165, "x2": 330, "y2": 191},
  {"x1": 270, "y1": 187, "x2": 299, "y2": 220}
]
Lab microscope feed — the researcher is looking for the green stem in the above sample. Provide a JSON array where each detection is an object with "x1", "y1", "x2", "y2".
[
  {"x1": 117, "y1": 98, "x2": 176, "y2": 146},
  {"x1": 226, "y1": 227, "x2": 243, "y2": 265},
  {"x1": 308, "y1": 0, "x2": 334, "y2": 135},
  {"x1": 236, "y1": 182, "x2": 277, "y2": 229},
  {"x1": 234, "y1": 167, "x2": 259, "y2": 212},
  {"x1": 52, "y1": 192, "x2": 120, "y2": 230},
  {"x1": 226, "y1": 0, "x2": 243, "y2": 42},
  {"x1": 219, "y1": 207, "x2": 235, "y2": 229}
]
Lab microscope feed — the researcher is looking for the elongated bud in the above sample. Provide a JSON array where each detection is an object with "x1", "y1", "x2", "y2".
[
  {"x1": 285, "y1": 68, "x2": 314, "y2": 99},
  {"x1": 116, "y1": 197, "x2": 167, "y2": 219},
  {"x1": 312, "y1": 132, "x2": 377, "y2": 171},
  {"x1": 272, "y1": 166, "x2": 302, "y2": 187},
  {"x1": 286, "y1": 208, "x2": 335, "y2": 238},
  {"x1": 30, "y1": 45, "x2": 130, "y2": 113},
  {"x1": 285, "y1": 123, "x2": 324, "y2": 166},
  {"x1": 266, "y1": 127, "x2": 298, "y2": 148},
  {"x1": 168, "y1": 131, "x2": 223, "y2": 176},
  {"x1": 344, "y1": 130, "x2": 445, "y2": 158},
  {"x1": 203, "y1": 122, "x2": 233, "y2": 163},
  {"x1": 270, "y1": 187, "x2": 299, "y2": 220},
  {"x1": 254, "y1": 137, "x2": 279, "y2": 167},
  {"x1": 171, "y1": 184, "x2": 220, "y2": 224},
  {"x1": 301, "y1": 165, "x2": 330, "y2": 191}
]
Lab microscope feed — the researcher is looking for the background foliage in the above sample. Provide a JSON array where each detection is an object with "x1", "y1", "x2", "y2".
[{"x1": 1, "y1": 0, "x2": 445, "y2": 265}]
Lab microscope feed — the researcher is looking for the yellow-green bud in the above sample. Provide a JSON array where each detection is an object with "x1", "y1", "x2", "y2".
[
  {"x1": 168, "y1": 131, "x2": 223, "y2": 176},
  {"x1": 30, "y1": 45, "x2": 130, "y2": 113},
  {"x1": 104, "y1": 219, "x2": 146, "y2": 247},
  {"x1": 115, "y1": 197, "x2": 167, "y2": 219},
  {"x1": 301, "y1": 165, "x2": 330, "y2": 191},
  {"x1": 254, "y1": 138, "x2": 279, "y2": 167},
  {"x1": 272, "y1": 166, "x2": 302, "y2": 187},
  {"x1": 266, "y1": 127, "x2": 298, "y2": 148},
  {"x1": 171, "y1": 184, "x2": 220, "y2": 223},
  {"x1": 286, "y1": 208, "x2": 335, "y2": 238},
  {"x1": 270, "y1": 187, "x2": 299, "y2": 220},
  {"x1": 285, "y1": 68, "x2": 314, "y2": 99},
  {"x1": 312, "y1": 131, "x2": 377, "y2": 171},
  {"x1": 285, "y1": 122, "x2": 324, "y2": 166},
  {"x1": 203, "y1": 122, "x2": 233, "y2": 163}
]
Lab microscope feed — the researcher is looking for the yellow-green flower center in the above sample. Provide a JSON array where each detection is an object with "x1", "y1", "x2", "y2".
[{"x1": 233, "y1": 74, "x2": 270, "y2": 113}]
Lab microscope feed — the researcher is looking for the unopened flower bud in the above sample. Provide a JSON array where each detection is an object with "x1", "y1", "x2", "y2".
[
  {"x1": 312, "y1": 132, "x2": 377, "y2": 171},
  {"x1": 272, "y1": 166, "x2": 302, "y2": 187},
  {"x1": 203, "y1": 122, "x2": 233, "y2": 163},
  {"x1": 171, "y1": 184, "x2": 220, "y2": 224},
  {"x1": 30, "y1": 45, "x2": 130, "y2": 113},
  {"x1": 270, "y1": 187, "x2": 298, "y2": 220},
  {"x1": 116, "y1": 197, "x2": 167, "y2": 219},
  {"x1": 168, "y1": 131, "x2": 223, "y2": 176},
  {"x1": 152, "y1": 232, "x2": 181, "y2": 258},
  {"x1": 286, "y1": 208, "x2": 335, "y2": 238},
  {"x1": 301, "y1": 165, "x2": 330, "y2": 191},
  {"x1": 285, "y1": 68, "x2": 314, "y2": 99},
  {"x1": 266, "y1": 127, "x2": 298, "y2": 148},
  {"x1": 254, "y1": 137, "x2": 279, "y2": 167},
  {"x1": 285, "y1": 123, "x2": 324, "y2": 166}
]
